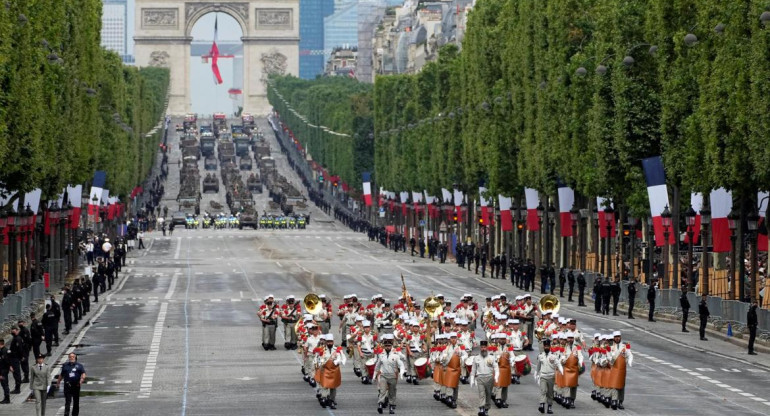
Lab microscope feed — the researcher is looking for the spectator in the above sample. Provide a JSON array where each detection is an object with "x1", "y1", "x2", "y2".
[{"x1": 2, "y1": 279, "x2": 11, "y2": 298}]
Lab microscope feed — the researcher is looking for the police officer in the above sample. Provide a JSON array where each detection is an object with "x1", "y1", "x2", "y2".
[
  {"x1": 49, "y1": 296, "x2": 61, "y2": 346},
  {"x1": 61, "y1": 286, "x2": 73, "y2": 335},
  {"x1": 647, "y1": 281, "x2": 657, "y2": 322},
  {"x1": 0, "y1": 339, "x2": 10, "y2": 403},
  {"x1": 57, "y1": 353, "x2": 86, "y2": 416},
  {"x1": 679, "y1": 291, "x2": 690, "y2": 333},
  {"x1": 81, "y1": 278, "x2": 91, "y2": 314},
  {"x1": 567, "y1": 270, "x2": 575, "y2": 302},
  {"x1": 601, "y1": 277, "x2": 612, "y2": 315},
  {"x1": 627, "y1": 277, "x2": 637, "y2": 319},
  {"x1": 17, "y1": 320, "x2": 32, "y2": 383},
  {"x1": 610, "y1": 277, "x2": 621, "y2": 316},
  {"x1": 577, "y1": 272, "x2": 587, "y2": 306},
  {"x1": 29, "y1": 313, "x2": 45, "y2": 362},
  {"x1": 748, "y1": 302, "x2": 759, "y2": 355},
  {"x1": 42, "y1": 304, "x2": 57, "y2": 356},
  {"x1": 8, "y1": 326, "x2": 24, "y2": 394},
  {"x1": 559, "y1": 268, "x2": 567, "y2": 297},
  {"x1": 698, "y1": 295, "x2": 710, "y2": 341}
]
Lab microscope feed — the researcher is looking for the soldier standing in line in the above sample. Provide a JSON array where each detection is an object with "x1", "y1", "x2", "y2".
[
  {"x1": 42, "y1": 304, "x2": 57, "y2": 356},
  {"x1": 259, "y1": 294, "x2": 278, "y2": 350},
  {"x1": 0, "y1": 339, "x2": 10, "y2": 403},
  {"x1": 601, "y1": 277, "x2": 612, "y2": 315},
  {"x1": 419, "y1": 238, "x2": 426, "y2": 258},
  {"x1": 374, "y1": 334, "x2": 405, "y2": 414},
  {"x1": 81, "y1": 278, "x2": 91, "y2": 314},
  {"x1": 559, "y1": 269, "x2": 567, "y2": 297},
  {"x1": 29, "y1": 313, "x2": 44, "y2": 362},
  {"x1": 548, "y1": 264, "x2": 557, "y2": 296},
  {"x1": 647, "y1": 281, "x2": 657, "y2": 322},
  {"x1": 610, "y1": 277, "x2": 622, "y2": 316},
  {"x1": 16, "y1": 321, "x2": 31, "y2": 384},
  {"x1": 61, "y1": 286, "x2": 73, "y2": 335},
  {"x1": 567, "y1": 270, "x2": 575, "y2": 302},
  {"x1": 409, "y1": 237, "x2": 416, "y2": 256},
  {"x1": 469, "y1": 340, "x2": 499, "y2": 416},
  {"x1": 747, "y1": 302, "x2": 758, "y2": 355},
  {"x1": 698, "y1": 295, "x2": 710, "y2": 341},
  {"x1": 679, "y1": 291, "x2": 690, "y2": 332},
  {"x1": 626, "y1": 278, "x2": 637, "y2": 318},
  {"x1": 500, "y1": 254, "x2": 507, "y2": 280},
  {"x1": 577, "y1": 272, "x2": 587, "y2": 306},
  {"x1": 49, "y1": 296, "x2": 61, "y2": 346},
  {"x1": 8, "y1": 326, "x2": 24, "y2": 393}
]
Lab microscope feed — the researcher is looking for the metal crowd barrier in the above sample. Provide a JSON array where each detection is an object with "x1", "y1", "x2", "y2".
[{"x1": 0, "y1": 281, "x2": 46, "y2": 331}]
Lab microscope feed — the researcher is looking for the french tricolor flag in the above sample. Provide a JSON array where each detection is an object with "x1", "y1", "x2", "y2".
[
  {"x1": 710, "y1": 188, "x2": 733, "y2": 253},
  {"x1": 412, "y1": 191, "x2": 423, "y2": 215},
  {"x1": 757, "y1": 192, "x2": 768, "y2": 251},
  {"x1": 400, "y1": 191, "x2": 409, "y2": 217},
  {"x1": 642, "y1": 156, "x2": 674, "y2": 246},
  {"x1": 684, "y1": 193, "x2": 702, "y2": 244},
  {"x1": 597, "y1": 197, "x2": 616, "y2": 238},
  {"x1": 88, "y1": 171, "x2": 107, "y2": 216},
  {"x1": 441, "y1": 188, "x2": 452, "y2": 204},
  {"x1": 557, "y1": 182, "x2": 574, "y2": 237},
  {"x1": 525, "y1": 188, "x2": 540, "y2": 231},
  {"x1": 210, "y1": 15, "x2": 223, "y2": 84},
  {"x1": 67, "y1": 185, "x2": 82, "y2": 229},
  {"x1": 362, "y1": 172, "x2": 372, "y2": 206},
  {"x1": 479, "y1": 187, "x2": 490, "y2": 225},
  {"x1": 499, "y1": 195, "x2": 513, "y2": 231}
]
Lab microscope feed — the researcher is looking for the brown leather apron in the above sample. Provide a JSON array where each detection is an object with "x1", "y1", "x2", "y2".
[
  {"x1": 495, "y1": 352, "x2": 512, "y2": 388},
  {"x1": 563, "y1": 354, "x2": 579, "y2": 387},
  {"x1": 443, "y1": 353, "x2": 461, "y2": 388},
  {"x1": 320, "y1": 359, "x2": 342, "y2": 389},
  {"x1": 608, "y1": 353, "x2": 626, "y2": 389}
]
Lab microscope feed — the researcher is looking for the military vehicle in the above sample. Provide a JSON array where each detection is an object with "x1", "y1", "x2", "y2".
[
  {"x1": 246, "y1": 173, "x2": 262, "y2": 193},
  {"x1": 241, "y1": 113, "x2": 255, "y2": 134},
  {"x1": 213, "y1": 112, "x2": 227, "y2": 137},
  {"x1": 218, "y1": 138, "x2": 236, "y2": 164},
  {"x1": 239, "y1": 206, "x2": 259, "y2": 229},
  {"x1": 183, "y1": 113, "x2": 197, "y2": 131},
  {"x1": 204, "y1": 156, "x2": 217, "y2": 170},
  {"x1": 233, "y1": 132, "x2": 250, "y2": 157},
  {"x1": 200, "y1": 126, "x2": 215, "y2": 157},
  {"x1": 239, "y1": 156, "x2": 252, "y2": 171},
  {"x1": 259, "y1": 156, "x2": 276, "y2": 184},
  {"x1": 203, "y1": 173, "x2": 219, "y2": 193},
  {"x1": 252, "y1": 138, "x2": 271, "y2": 160}
]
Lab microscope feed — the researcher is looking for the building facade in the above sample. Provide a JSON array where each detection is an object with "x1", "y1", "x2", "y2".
[
  {"x1": 299, "y1": 0, "x2": 335, "y2": 79},
  {"x1": 324, "y1": 0, "x2": 359, "y2": 65},
  {"x1": 101, "y1": 0, "x2": 133, "y2": 63}
]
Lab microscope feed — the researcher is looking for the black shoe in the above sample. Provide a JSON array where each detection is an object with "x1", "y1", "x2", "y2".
[
  {"x1": 0, "y1": 398, "x2": 8, "y2": 404},
  {"x1": 433, "y1": 392, "x2": 440, "y2": 401},
  {"x1": 649, "y1": 319, "x2": 656, "y2": 322},
  {"x1": 538, "y1": 403, "x2": 545, "y2": 414},
  {"x1": 316, "y1": 391, "x2": 322, "y2": 399},
  {"x1": 547, "y1": 404, "x2": 553, "y2": 414},
  {"x1": 412, "y1": 378, "x2": 418, "y2": 385},
  {"x1": 378, "y1": 403, "x2": 384, "y2": 414},
  {"x1": 749, "y1": 351, "x2": 758, "y2": 355},
  {"x1": 478, "y1": 408, "x2": 485, "y2": 416},
  {"x1": 494, "y1": 398, "x2": 502, "y2": 408},
  {"x1": 11, "y1": 389, "x2": 20, "y2": 394},
  {"x1": 22, "y1": 378, "x2": 29, "y2": 384},
  {"x1": 682, "y1": 329, "x2": 689, "y2": 332},
  {"x1": 303, "y1": 375, "x2": 309, "y2": 382},
  {"x1": 628, "y1": 315, "x2": 635, "y2": 319},
  {"x1": 502, "y1": 402, "x2": 509, "y2": 408},
  {"x1": 701, "y1": 337, "x2": 708, "y2": 341},
  {"x1": 389, "y1": 405, "x2": 395, "y2": 414},
  {"x1": 591, "y1": 390, "x2": 597, "y2": 400},
  {"x1": 320, "y1": 398, "x2": 327, "y2": 408},
  {"x1": 329, "y1": 401, "x2": 337, "y2": 409},
  {"x1": 450, "y1": 400, "x2": 457, "y2": 409},
  {"x1": 618, "y1": 403, "x2": 625, "y2": 410},
  {"x1": 603, "y1": 398, "x2": 611, "y2": 408},
  {"x1": 611, "y1": 400, "x2": 618, "y2": 410},
  {"x1": 309, "y1": 379, "x2": 317, "y2": 388},
  {"x1": 53, "y1": 342, "x2": 59, "y2": 347}
]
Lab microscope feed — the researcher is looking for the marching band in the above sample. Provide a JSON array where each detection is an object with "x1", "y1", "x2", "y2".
[{"x1": 260, "y1": 289, "x2": 633, "y2": 414}]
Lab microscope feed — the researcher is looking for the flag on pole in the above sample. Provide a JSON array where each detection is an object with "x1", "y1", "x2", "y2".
[
  {"x1": 597, "y1": 197, "x2": 616, "y2": 238},
  {"x1": 757, "y1": 192, "x2": 769, "y2": 251},
  {"x1": 557, "y1": 182, "x2": 575, "y2": 237},
  {"x1": 400, "y1": 191, "x2": 409, "y2": 217},
  {"x1": 710, "y1": 188, "x2": 733, "y2": 253},
  {"x1": 210, "y1": 15, "x2": 223, "y2": 85},
  {"x1": 684, "y1": 193, "x2": 702, "y2": 244},
  {"x1": 88, "y1": 171, "x2": 107, "y2": 215},
  {"x1": 67, "y1": 185, "x2": 83, "y2": 229},
  {"x1": 441, "y1": 188, "x2": 452, "y2": 204},
  {"x1": 499, "y1": 195, "x2": 513, "y2": 231},
  {"x1": 641, "y1": 156, "x2": 674, "y2": 246},
  {"x1": 479, "y1": 187, "x2": 490, "y2": 225},
  {"x1": 453, "y1": 189, "x2": 464, "y2": 223},
  {"x1": 362, "y1": 172, "x2": 372, "y2": 206},
  {"x1": 524, "y1": 188, "x2": 540, "y2": 231}
]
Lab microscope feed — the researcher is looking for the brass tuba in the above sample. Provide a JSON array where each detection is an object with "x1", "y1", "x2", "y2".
[
  {"x1": 424, "y1": 296, "x2": 443, "y2": 318},
  {"x1": 535, "y1": 295, "x2": 560, "y2": 340},
  {"x1": 303, "y1": 293, "x2": 323, "y2": 315}
]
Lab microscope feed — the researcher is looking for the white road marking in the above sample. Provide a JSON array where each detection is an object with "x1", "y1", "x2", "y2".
[
  {"x1": 174, "y1": 237, "x2": 182, "y2": 259},
  {"x1": 138, "y1": 302, "x2": 168, "y2": 399},
  {"x1": 165, "y1": 273, "x2": 179, "y2": 300}
]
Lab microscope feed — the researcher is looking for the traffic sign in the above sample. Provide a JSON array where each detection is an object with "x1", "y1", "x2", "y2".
[
  {"x1": 419, "y1": 220, "x2": 426, "y2": 227},
  {"x1": 439, "y1": 221, "x2": 447, "y2": 232}
]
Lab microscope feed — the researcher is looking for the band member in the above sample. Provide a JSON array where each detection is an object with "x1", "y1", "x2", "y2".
[
  {"x1": 405, "y1": 321, "x2": 427, "y2": 385},
  {"x1": 469, "y1": 340, "x2": 499, "y2": 416},
  {"x1": 358, "y1": 320, "x2": 377, "y2": 384},
  {"x1": 560, "y1": 331, "x2": 584, "y2": 409},
  {"x1": 430, "y1": 334, "x2": 446, "y2": 401},
  {"x1": 315, "y1": 334, "x2": 345, "y2": 409},
  {"x1": 458, "y1": 319, "x2": 476, "y2": 384},
  {"x1": 302, "y1": 323, "x2": 322, "y2": 387},
  {"x1": 440, "y1": 332, "x2": 468, "y2": 408},
  {"x1": 316, "y1": 294, "x2": 331, "y2": 334},
  {"x1": 281, "y1": 295, "x2": 301, "y2": 350},
  {"x1": 491, "y1": 333, "x2": 514, "y2": 408},
  {"x1": 374, "y1": 334, "x2": 406, "y2": 414},
  {"x1": 259, "y1": 294, "x2": 278, "y2": 350},
  {"x1": 589, "y1": 333, "x2": 602, "y2": 401},
  {"x1": 534, "y1": 338, "x2": 563, "y2": 414},
  {"x1": 609, "y1": 331, "x2": 633, "y2": 410}
]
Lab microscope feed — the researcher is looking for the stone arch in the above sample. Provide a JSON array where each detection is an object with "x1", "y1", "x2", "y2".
[{"x1": 184, "y1": 3, "x2": 249, "y2": 38}]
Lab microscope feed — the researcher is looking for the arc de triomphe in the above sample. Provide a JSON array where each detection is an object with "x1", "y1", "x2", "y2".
[{"x1": 134, "y1": 0, "x2": 299, "y2": 115}]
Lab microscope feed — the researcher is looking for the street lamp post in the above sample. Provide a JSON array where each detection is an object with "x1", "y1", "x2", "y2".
[
  {"x1": 728, "y1": 209, "x2": 738, "y2": 300},
  {"x1": 519, "y1": 205, "x2": 527, "y2": 260},
  {"x1": 700, "y1": 207, "x2": 711, "y2": 296},
  {"x1": 579, "y1": 209, "x2": 589, "y2": 271},
  {"x1": 536, "y1": 202, "x2": 544, "y2": 271},
  {"x1": 647, "y1": 216, "x2": 655, "y2": 284},
  {"x1": 570, "y1": 207, "x2": 579, "y2": 270},
  {"x1": 685, "y1": 206, "x2": 697, "y2": 293},
  {"x1": 604, "y1": 205, "x2": 614, "y2": 279},
  {"x1": 661, "y1": 205, "x2": 673, "y2": 289},
  {"x1": 592, "y1": 207, "x2": 599, "y2": 273},
  {"x1": 626, "y1": 217, "x2": 638, "y2": 280},
  {"x1": 547, "y1": 202, "x2": 556, "y2": 269},
  {"x1": 747, "y1": 209, "x2": 760, "y2": 304}
]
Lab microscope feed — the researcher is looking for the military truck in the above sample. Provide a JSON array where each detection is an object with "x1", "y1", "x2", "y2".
[
  {"x1": 239, "y1": 156, "x2": 252, "y2": 171},
  {"x1": 213, "y1": 113, "x2": 227, "y2": 136},
  {"x1": 217, "y1": 139, "x2": 236, "y2": 164},
  {"x1": 183, "y1": 113, "x2": 197, "y2": 131},
  {"x1": 233, "y1": 133, "x2": 250, "y2": 157},
  {"x1": 204, "y1": 156, "x2": 217, "y2": 170},
  {"x1": 246, "y1": 173, "x2": 262, "y2": 193},
  {"x1": 203, "y1": 173, "x2": 219, "y2": 193},
  {"x1": 259, "y1": 156, "x2": 276, "y2": 184},
  {"x1": 252, "y1": 138, "x2": 271, "y2": 160},
  {"x1": 200, "y1": 126, "x2": 216, "y2": 157},
  {"x1": 239, "y1": 206, "x2": 259, "y2": 229}
]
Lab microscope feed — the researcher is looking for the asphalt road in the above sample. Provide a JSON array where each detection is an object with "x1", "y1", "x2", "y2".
[{"x1": 9, "y1": 117, "x2": 770, "y2": 416}]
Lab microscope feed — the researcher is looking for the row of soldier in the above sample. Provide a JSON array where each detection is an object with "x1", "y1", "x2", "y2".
[{"x1": 258, "y1": 292, "x2": 632, "y2": 414}]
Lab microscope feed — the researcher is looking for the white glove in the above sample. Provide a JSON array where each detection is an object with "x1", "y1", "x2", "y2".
[
  {"x1": 532, "y1": 371, "x2": 538, "y2": 382},
  {"x1": 469, "y1": 376, "x2": 476, "y2": 387},
  {"x1": 494, "y1": 370, "x2": 499, "y2": 384},
  {"x1": 399, "y1": 371, "x2": 405, "y2": 380}
]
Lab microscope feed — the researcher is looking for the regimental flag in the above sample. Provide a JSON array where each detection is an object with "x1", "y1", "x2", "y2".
[
  {"x1": 759, "y1": 191, "x2": 769, "y2": 252},
  {"x1": 362, "y1": 172, "x2": 372, "y2": 206},
  {"x1": 88, "y1": 171, "x2": 107, "y2": 216},
  {"x1": 67, "y1": 185, "x2": 83, "y2": 229},
  {"x1": 479, "y1": 187, "x2": 491, "y2": 225},
  {"x1": 642, "y1": 156, "x2": 675, "y2": 246},
  {"x1": 710, "y1": 188, "x2": 733, "y2": 253},
  {"x1": 499, "y1": 195, "x2": 513, "y2": 231},
  {"x1": 210, "y1": 15, "x2": 223, "y2": 84},
  {"x1": 597, "y1": 197, "x2": 616, "y2": 238},
  {"x1": 684, "y1": 193, "x2": 703, "y2": 245},
  {"x1": 453, "y1": 189, "x2": 464, "y2": 223},
  {"x1": 524, "y1": 188, "x2": 539, "y2": 231},
  {"x1": 557, "y1": 182, "x2": 575, "y2": 237}
]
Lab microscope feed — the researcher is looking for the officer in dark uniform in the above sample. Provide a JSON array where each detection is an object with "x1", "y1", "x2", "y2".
[
  {"x1": 559, "y1": 268, "x2": 567, "y2": 297},
  {"x1": 626, "y1": 278, "x2": 637, "y2": 318},
  {"x1": 500, "y1": 254, "x2": 507, "y2": 280},
  {"x1": 480, "y1": 247, "x2": 487, "y2": 277},
  {"x1": 71, "y1": 281, "x2": 82, "y2": 323},
  {"x1": 647, "y1": 281, "x2": 657, "y2": 322},
  {"x1": 61, "y1": 286, "x2": 73, "y2": 335},
  {"x1": 92, "y1": 268, "x2": 101, "y2": 303},
  {"x1": 548, "y1": 265, "x2": 556, "y2": 295},
  {"x1": 600, "y1": 277, "x2": 612, "y2": 315},
  {"x1": 106, "y1": 259, "x2": 116, "y2": 290},
  {"x1": 567, "y1": 270, "x2": 575, "y2": 302},
  {"x1": 8, "y1": 326, "x2": 24, "y2": 393},
  {"x1": 42, "y1": 304, "x2": 57, "y2": 356},
  {"x1": 540, "y1": 265, "x2": 548, "y2": 294},
  {"x1": 409, "y1": 237, "x2": 416, "y2": 256},
  {"x1": 679, "y1": 291, "x2": 690, "y2": 332},
  {"x1": 610, "y1": 278, "x2": 621, "y2": 316},
  {"x1": 698, "y1": 295, "x2": 710, "y2": 341},
  {"x1": 468, "y1": 242, "x2": 476, "y2": 271},
  {"x1": 29, "y1": 313, "x2": 44, "y2": 361},
  {"x1": 17, "y1": 321, "x2": 31, "y2": 383},
  {"x1": 81, "y1": 278, "x2": 91, "y2": 313},
  {"x1": 489, "y1": 255, "x2": 497, "y2": 278},
  {"x1": 50, "y1": 296, "x2": 61, "y2": 346},
  {"x1": 748, "y1": 302, "x2": 758, "y2": 355},
  {"x1": 0, "y1": 338, "x2": 10, "y2": 403},
  {"x1": 58, "y1": 353, "x2": 86, "y2": 416},
  {"x1": 593, "y1": 278, "x2": 602, "y2": 313},
  {"x1": 419, "y1": 237, "x2": 426, "y2": 258},
  {"x1": 577, "y1": 272, "x2": 587, "y2": 306},
  {"x1": 474, "y1": 249, "x2": 481, "y2": 275}
]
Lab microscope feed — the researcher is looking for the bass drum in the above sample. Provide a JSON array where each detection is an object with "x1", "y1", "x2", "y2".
[{"x1": 414, "y1": 357, "x2": 428, "y2": 379}]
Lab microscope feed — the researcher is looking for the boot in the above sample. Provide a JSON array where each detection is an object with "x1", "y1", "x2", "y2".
[
  {"x1": 309, "y1": 379, "x2": 317, "y2": 388},
  {"x1": 354, "y1": 368, "x2": 362, "y2": 377},
  {"x1": 389, "y1": 404, "x2": 395, "y2": 414},
  {"x1": 433, "y1": 391, "x2": 440, "y2": 401},
  {"x1": 320, "y1": 398, "x2": 327, "y2": 408},
  {"x1": 449, "y1": 399, "x2": 457, "y2": 409},
  {"x1": 478, "y1": 408, "x2": 486, "y2": 416},
  {"x1": 412, "y1": 378, "x2": 418, "y2": 385},
  {"x1": 329, "y1": 401, "x2": 337, "y2": 409},
  {"x1": 0, "y1": 397, "x2": 9, "y2": 404},
  {"x1": 538, "y1": 403, "x2": 545, "y2": 414},
  {"x1": 11, "y1": 388, "x2": 19, "y2": 394},
  {"x1": 494, "y1": 398, "x2": 502, "y2": 408},
  {"x1": 618, "y1": 402, "x2": 625, "y2": 410},
  {"x1": 405, "y1": 375, "x2": 412, "y2": 383},
  {"x1": 502, "y1": 402, "x2": 509, "y2": 408},
  {"x1": 303, "y1": 375, "x2": 309, "y2": 383},
  {"x1": 611, "y1": 400, "x2": 618, "y2": 410},
  {"x1": 301, "y1": 367, "x2": 306, "y2": 375},
  {"x1": 603, "y1": 397, "x2": 611, "y2": 408},
  {"x1": 567, "y1": 398, "x2": 575, "y2": 408},
  {"x1": 547, "y1": 404, "x2": 554, "y2": 414},
  {"x1": 378, "y1": 402, "x2": 384, "y2": 414},
  {"x1": 315, "y1": 391, "x2": 322, "y2": 399}
]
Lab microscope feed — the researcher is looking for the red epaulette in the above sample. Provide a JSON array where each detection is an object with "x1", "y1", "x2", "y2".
[{"x1": 487, "y1": 346, "x2": 498, "y2": 352}]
